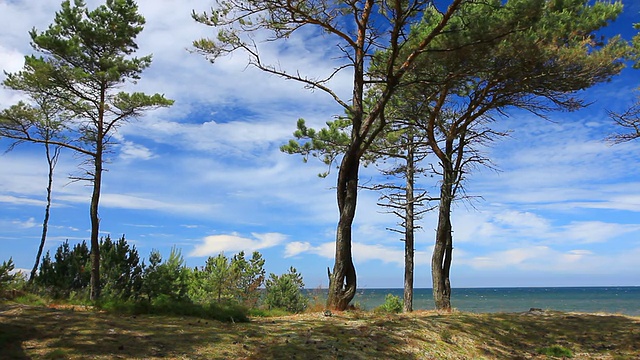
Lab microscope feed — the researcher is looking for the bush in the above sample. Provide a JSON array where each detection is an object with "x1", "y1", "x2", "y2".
[
  {"x1": 189, "y1": 251, "x2": 265, "y2": 307},
  {"x1": 34, "y1": 241, "x2": 91, "y2": 298},
  {"x1": 142, "y1": 247, "x2": 190, "y2": 302},
  {"x1": 264, "y1": 267, "x2": 308, "y2": 313},
  {"x1": 0, "y1": 258, "x2": 17, "y2": 288},
  {"x1": 375, "y1": 294, "x2": 403, "y2": 314},
  {"x1": 95, "y1": 295, "x2": 249, "y2": 323},
  {"x1": 0, "y1": 258, "x2": 27, "y2": 298},
  {"x1": 100, "y1": 235, "x2": 144, "y2": 301},
  {"x1": 537, "y1": 345, "x2": 573, "y2": 358}
]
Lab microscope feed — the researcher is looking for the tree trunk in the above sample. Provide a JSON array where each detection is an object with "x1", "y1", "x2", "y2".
[
  {"x1": 432, "y1": 162, "x2": 454, "y2": 311},
  {"x1": 326, "y1": 150, "x2": 359, "y2": 310},
  {"x1": 89, "y1": 123, "x2": 104, "y2": 301},
  {"x1": 29, "y1": 144, "x2": 59, "y2": 283},
  {"x1": 403, "y1": 137, "x2": 415, "y2": 313}
]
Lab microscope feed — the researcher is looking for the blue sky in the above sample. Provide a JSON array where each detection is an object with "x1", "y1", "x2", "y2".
[{"x1": 0, "y1": 0, "x2": 639, "y2": 290}]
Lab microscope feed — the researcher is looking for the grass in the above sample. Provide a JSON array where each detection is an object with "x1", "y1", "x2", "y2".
[
  {"x1": 1, "y1": 302, "x2": 639, "y2": 359},
  {"x1": 537, "y1": 345, "x2": 573, "y2": 358}
]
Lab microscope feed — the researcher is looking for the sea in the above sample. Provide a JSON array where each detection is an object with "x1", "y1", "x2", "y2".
[{"x1": 306, "y1": 287, "x2": 640, "y2": 316}]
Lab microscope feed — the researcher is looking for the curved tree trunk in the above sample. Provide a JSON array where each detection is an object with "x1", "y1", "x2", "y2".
[
  {"x1": 327, "y1": 150, "x2": 359, "y2": 310},
  {"x1": 432, "y1": 162, "x2": 454, "y2": 311}
]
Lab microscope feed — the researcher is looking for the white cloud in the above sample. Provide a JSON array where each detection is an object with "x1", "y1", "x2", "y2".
[
  {"x1": 493, "y1": 210, "x2": 550, "y2": 230},
  {"x1": 460, "y1": 245, "x2": 640, "y2": 277},
  {"x1": 284, "y1": 241, "x2": 315, "y2": 258},
  {"x1": 118, "y1": 141, "x2": 155, "y2": 161},
  {"x1": 190, "y1": 232, "x2": 287, "y2": 257},
  {"x1": 284, "y1": 240, "x2": 432, "y2": 266},
  {"x1": 0, "y1": 195, "x2": 46, "y2": 207},
  {"x1": 12, "y1": 217, "x2": 38, "y2": 229},
  {"x1": 558, "y1": 221, "x2": 640, "y2": 244}
]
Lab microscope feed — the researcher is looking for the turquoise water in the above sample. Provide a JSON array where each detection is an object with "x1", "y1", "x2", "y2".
[{"x1": 307, "y1": 287, "x2": 640, "y2": 316}]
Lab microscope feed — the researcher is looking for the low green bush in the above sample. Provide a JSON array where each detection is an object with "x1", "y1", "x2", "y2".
[
  {"x1": 375, "y1": 294, "x2": 403, "y2": 314},
  {"x1": 264, "y1": 267, "x2": 308, "y2": 313},
  {"x1": 537, "y1": 345, "x2": 573, "y2": 358}
]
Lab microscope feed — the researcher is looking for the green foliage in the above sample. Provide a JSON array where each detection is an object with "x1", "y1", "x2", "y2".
[
  {"x1": 264, "y1": 267, "x2": 308, "y2": 313},
  {"x1": 189, "y1": 251, "x2": 265, "y2": 306},
  {"x1": 280, "y1": 117, "x2": 352, "y2": 176},
  {"x1": 191, "y1": 253, "x2": 236, "y2": 303},
  {"x1": 439, "y1": 328, "x2": 454, "y2": 343},
  {"x1": 97, "y1": 296, "x2": 249, "y2": 323},
  {"x1": 375, "y1": 294, "x2": 403, "y2": 314},
  {"x1": 100, "y1": 235, "x2": 144, "y2": 300},
  {"x1": 230, "y1": 251, "x2": 265, "y2": 307},
  {"x1": 12, "y1": 292, "x2": 48, "y2": 307},
  {"x1": 35, "y1": 240, "x2": 91, "y2": 299},
  {"x1": 537, "y1": 345, "x2": 573, "y2": 358},
  {"x1": 34, "y1": 236, "x2": 144, "y2": 301},
  {"x1": 0, "y1": 258, "x2": 18, "y2": 291},
  {"x1": 44, "y1": 349, "x2": 68, "y2": 360},
  {"x1": 1, "y1": 0, "x2": 174, "y2": 151},
  {"x1": 142, "y1": 246, "x2": 190, "y2": 302}
]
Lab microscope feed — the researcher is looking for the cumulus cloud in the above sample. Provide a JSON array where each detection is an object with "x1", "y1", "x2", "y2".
[{"x1": 190, "y1": 232, "x2": 287, "y2": 257}]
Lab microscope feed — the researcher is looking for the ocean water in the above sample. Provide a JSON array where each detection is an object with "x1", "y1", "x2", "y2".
[{"x1": 307, "y1": 287, "x2": 640, "y2": 316}]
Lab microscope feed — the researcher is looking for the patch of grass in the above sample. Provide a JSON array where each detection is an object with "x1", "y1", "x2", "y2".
[
  {"x1": 13, "y1": 292, "x2": 48, "y2": 306},
  {"x1": 537, "y1": 344, "x2": 573, "y2": 358},
  {"x1": 95, "y1": 297, "x2": 250, "y2": 323},
  {"x1": 440, "y1": 327, "x2": 454, "y2": 343},
  {"x1": 248, "y1": 307, "x2": 291, "y2": 317},
  {"x1": 44, "y1": 349, "x2": 68, "y2": 359},
  {"x1": 1, "y1": 302, "x2": 639, "y2": 359}
]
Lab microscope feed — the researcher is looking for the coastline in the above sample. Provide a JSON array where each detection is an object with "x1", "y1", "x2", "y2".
[{"x1": 306, "y1": 286, "x2": 640, "y2": 316}]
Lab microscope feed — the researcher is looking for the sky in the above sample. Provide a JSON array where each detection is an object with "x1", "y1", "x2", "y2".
[{"x1": 0, "y1": 0, "x2": 639, "y2": 291}]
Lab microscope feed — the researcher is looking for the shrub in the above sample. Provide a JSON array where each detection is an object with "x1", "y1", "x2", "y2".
[
  {"x1": 34, "y1": 241, "x2": 91, "y2": 298},
  {"x1": 142, "y1": 247, "x2": 190, "y2": 302},
  {"x1": 0, "y1": 258, "x2": 26, "y2": 298},
  {"x1": 189, "y1": 251, "x2": 265, "y2": 307},
  {"x1": 96, "y1": 296, "x2": 249, "y2": 322},
  {"x1": 13, "y1": 292, "x2": 48, "y2": 306},
  {"x1": 100, "y1": 235, "x2": 144, "y2": 301},
  {"x1": 537, "y1": 345, "x2": 573, "y2": 358},
  {"x1": 375, "y1": 294, "x2": 403, "y2": 314},
  {"x1": 0, "y1": 258, "x2": 17, "y2": 289},
  {"x1": 264, "y1": 267, "x2": 308, "y2": 313},
  {"x1": 231, "y1": 251, "x2": 265, "y2": 307}
]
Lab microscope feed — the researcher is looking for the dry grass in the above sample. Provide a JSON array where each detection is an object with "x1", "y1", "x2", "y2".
[{"x1": 1, "y1": 303, "x2": 639, "y2": 359}]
